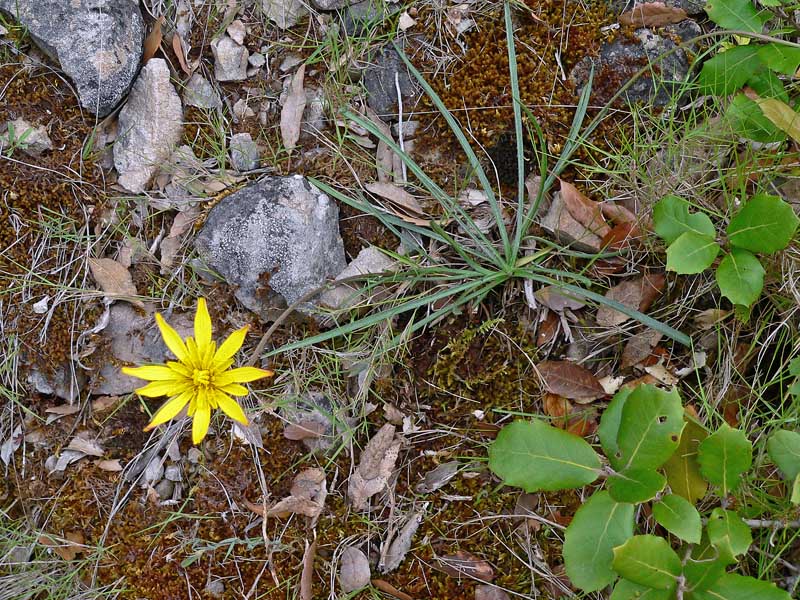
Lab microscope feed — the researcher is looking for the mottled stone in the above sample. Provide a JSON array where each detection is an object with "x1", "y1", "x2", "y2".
[
  {"x1": 262, "y1": 0, "x2": 308, "y2": 29},
  {"x1": 212, "y1": 35, "x2": 249, "y2": 82},
  {"x1": 183, "y1": 73, "x2": 222, "y2": 110},
  {"x1": 229, "y1": 132, "x2": 259, "y2": 171},
  {"x1": 363, "y1": 45, "x2": 416, "y2": 121}
]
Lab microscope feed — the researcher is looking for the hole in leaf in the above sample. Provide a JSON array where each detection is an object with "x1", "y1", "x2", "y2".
[{"x1": 658, "y1": 416, "x2": 667, "y2": 424}]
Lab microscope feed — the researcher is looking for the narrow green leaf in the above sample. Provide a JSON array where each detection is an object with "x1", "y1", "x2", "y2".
[
  {"x1": 766, "y1": 429, "x2": 800, "y2": 480},
  {"x1": 615, "y1": 385, "x2": 684, "y2": 471},
  {"x1": 697, "y1": 423, "x2": 752, "y2": 496},
  {"x1": 612, "y1": 535, "x2": 681, "y2": 591},
  {"x1": 705, "y1": 0, "x2": 767, "y2": 32},
  {"x1": 689, "y1": 573, "x2": 791, "y2": 600},
  {"x1": 652, "y1": 494, "x2": 702, "y2": 544},
  {"x1": 663, "y1": 416, "x2": 709, "y2": 503},
  {"x1": 653, "y1": 195, "x2": 716, "y2": 244},
  {"x1": 610, "y1": 579, "x2": 674, "y2": 600},
  {"x1": 756, "y1": 43, "x2": 800, "y2": 76},
  {"x1": 598, "y1": 387, "x2": 633, "y2": 461},
  {"x1": 707, "y1": 508, "x2": 753, "y2": 563},
  {"x1": 696, "y1": 46, "x2": 762, "y2": 95},
  {"x1": 563, "y1": 491, "x2": 634, "y2": 592},
  {"x1": 608, "y1": 468, "x2": 666, "y2": 503},
  {"x1": 727, "y1": 194, "x2": 800, "y2": 254},
  {"x1": 715, "y1": 249, "x2": 765, "y2": 307},
  {"x1": 488, "y1": 420, "x2": 601, "y2": 492},
  {"x1": 666, "y1": 232, "x2": 721, "y2": 275}
]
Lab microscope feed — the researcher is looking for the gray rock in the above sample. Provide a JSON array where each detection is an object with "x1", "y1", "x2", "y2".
[
  {"x1": 90, "y1": 303, "x2": 194, "y2": 396},
  {"x1": 195, "y1": 175, "x2": 347, "y2": 315},
  {"x1": 280, "y1": 391, "x2": 355, "y2": 453},
  {"x1": 229, "y1": 132, "x2": 259, "y2": 171},
  {"x1": 363, "y1": 45, "x2": 416, "y2": 121},
  {"x1": 248, "y1": 52, "x2": 266, "y2": 68},
  {"x1": 319, "y1": 246, "x2": 395, "y2": 310},
  {"x1": 154, "y1": 478, "x2": 174, "y2": 500},
  {"x1": 3, "y1": 118, "x2": 52, "y2": 156},
  {"x1": 262, "y1": 0, "x2": 308, "y2": 29},
  {"x1": 184, "y1": 73, "x2": 222, "y2": 110},
  {"x1": 0, "y1": 0, "x2": 143, "y2": 117},
  {"x1": 27, "y1": 364, "x2": 83, "y2": 403},
  {"x1": 342, "y1": 0, "x2": 401, "y2": 36},
  {"x1": 569, "y1": 22, "x2": 699, "y2": 107},
  {"x1": 302, "y1": 86, "x2": 327, "y2": 136},
  {"x1": 143, "y1": 457, "x2": 164, "y2": 485},
  {"x1": 211, "y1": 35, "x2": 249, "y2": 82},
  {"x1": 312, "y1": 0, "x2": 350, "y2": 11},
  {"x1": 113, "y1": 58, "x2": 183, "y2": 193},
  {"x1": 164, "y1": 464, "x2": 182, "y2": 482},
  {"x1": 204, "y1": 580, "x2": 225, "y2": 599}
]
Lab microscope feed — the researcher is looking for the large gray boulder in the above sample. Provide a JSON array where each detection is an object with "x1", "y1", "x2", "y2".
[
  {"x1": 0, "y1": 0, "x2": 144, "y2": 117},
  {"x1": 113, "y1": 58, "x2": 183, "y2": 193},
  {"x1": 195, "y1": 176, "x2": 347, "y2": 315}
]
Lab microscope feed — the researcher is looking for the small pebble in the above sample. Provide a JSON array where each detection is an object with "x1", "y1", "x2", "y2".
[
  {"x1": 154, "y1": 478, "x2": 174, "y2": 500},
  {"x1": 164, "y1": 464, "x2": 182, "y2": 482}
]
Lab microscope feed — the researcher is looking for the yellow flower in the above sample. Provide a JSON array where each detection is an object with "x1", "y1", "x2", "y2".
[{"x1": 122, "y1": 298, "x2": 272, "y2": 444}]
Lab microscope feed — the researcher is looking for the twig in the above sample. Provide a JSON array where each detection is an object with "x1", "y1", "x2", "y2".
[{"x1": 394, "y1": 71, "x2": 407, "y2": 183}]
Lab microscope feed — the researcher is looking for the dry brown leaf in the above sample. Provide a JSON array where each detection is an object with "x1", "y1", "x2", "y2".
[
  {"x1": 339, "y1": 546, "x2": 371, "y2": 593},
  {"x1": 558, "y1": 179, "x2": 611, "y2": 237},
  {"x1": 365, "y1": 108, "x2": 395, "y2": 183},
  {"x1": 372, "y1": 579, "x2": 414, "y2": 600},
  {"x1": 621, "y1": 329, "x2": 663, "y2": 369},
  {"x1": 246, "y1": 468, "x2": 327, "y2": 520},
  {"x1": 299, "y1": 539, "x2": 317, "y2": 600},
  {"x1": 475, "y1": 584, "x2": 511, "y2": 600},
  {"x1": 600, "y1": 202, "x2": 639, "y2": 227},
  {"x1": 619, "y1": 2, "x2": 688, "y2": 27},
  {"x1": 280, "y1": 64, "x2": 306, "y2": 150},
  {"x1": 382, "y1": 509, "x2": 424, "y2": 573},
  {"x1": 534, "y1": 286, "x2": 585, "y2": 312},
  {"x1": 66, "y1": 436, "x2": 104, "y2": 457},
  {"x1": 45, "y1": 404, "x2": 81, "y2": 417},
  {"x1": 535, "y1": 311, "x2": 559, "y2": 347},
  {"x1": 143, "y1": 16, "x2": 165, "y2": 64},
  {"x1": 365, "y1": 182, "x2": 426, "y2": 216},
  {"x1": 88, "y1": 258, "x2": 142, "y2": 307},
  {"x1": 536, "y1": 360, "x2": 605, "y2": 403},
  {"x1": 566, "y1": 415, "x2": 597, "y2": 438},
  {"x1": 91, "y1": 396, "x2": 120, "y2": 412},
  {"x1": 754, "y1": 96, "x2": 800, "y2": 143},
  {"x1": 348, "y1": 423, "x2": 402, "y2": 510},
  {"x1": 596, "y1": 272, "x2": 665, "y2": 327},
  {"x1": 96, "y1": 458, "x2": 123, "y2": 472},
  {"x1": 437, "y1": 550, "x2": 494, "y2": 582},
  {"x1": 284, "y1": 419, "x2": 326, "y2": 440},
  {"x1": 416, "y1": 461, "x2": 459, "y2": 494},
  {"x1": 38, "y1": 533, "x2": 84, "y2": 561},
  {"x1": 172, "y1": 33, "x2": 192, "y2": 75},
  {"x1": 542, "y1": 393, "x2": 571, "y2": 422},
  {"x1": 268, "y1": 496, "x2": 323, "y2": 518}
]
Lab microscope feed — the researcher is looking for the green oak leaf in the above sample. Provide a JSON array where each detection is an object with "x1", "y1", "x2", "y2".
[
  {"x1": 766, "y1": 429, "x2": 800, "y2": 480},
  {"x1": 705, "y1": 0, "x2": 767, "y2": 32},
  {"x1": 653, "y1": 195, "x2": 716, "y2": 245},
  {"x1": 697, "y1": 46, "x2": 762, "y2": 95},
  {"x1": 707, "y1": 508, "x2": 753, "y2": 563},
  {"x1": 608, "y1": 468, "x2": 666, "y2": 503},
  {"x1": 756, "y1": 43, "x2": 800, "y2": 76},
  {"x1": 612, "y1": 535, "x2": 681, "y2": 591}
]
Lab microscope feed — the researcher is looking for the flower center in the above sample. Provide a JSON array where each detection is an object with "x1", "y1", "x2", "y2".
[{"x1": 192, "y1": 369, "x2": 211, "y2": 386}]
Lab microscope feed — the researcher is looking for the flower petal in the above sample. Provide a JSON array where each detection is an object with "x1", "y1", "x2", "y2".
[
  {"x1": 194, "y1": 298, "x2": 213, "y2": 355},
  {"x1": 135, "y1": 380, "x2": 191, "y2": 398},
  {"x1": 213, "y1": 390, "x2": 248, "y2": 426},
  {"x1": 143, "y1": 391, "x2": 192, "y2": 430},
  {"x1": 122, "y1": 365, "x2": 182, "y2": 381},
  {"x1": 185, "y1": 338, "x2": 201, "y2": 369},
  {"x1": 212, "y1": 326, "x2": 249, "y2": 369},
  {"x1": 155, "y1": 313, "x2": 188, "y2": 362},
  {"x1": 192, "y1": 405, "x2": 211, "y2": 444},
  {"x1": 215, "y1": 366, "x2": 273, "y2": 386},
  {"x1": 167, "y1": 361, "x2": 192, "y2": 378},
  {"x1": 219, "y1": 383, "x2": 249, "y2": 397}
]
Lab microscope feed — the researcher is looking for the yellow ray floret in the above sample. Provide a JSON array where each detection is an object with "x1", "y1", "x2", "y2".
[{"x1": 121, "y1": 298, "x2": 273, "y2": 444}]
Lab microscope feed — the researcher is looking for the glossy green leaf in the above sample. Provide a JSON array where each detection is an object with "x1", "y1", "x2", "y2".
[
  {"x1": 563, "y1": 491, "x2": 634, "y2": 592},
  {"x1": 767, "y1": 429, "x2": 800, "y2": 480},
  {"x1": 727, "y1": 194, "x2": 799, "y2": 254},
  {"x1": 615, "y1": 385, "x2": 684, "y2": 471},
  {"x1": 689, "y1": 573, "x2": 791, "y2": 600},
  {"x1": 697, "y1": 423, "x2": 752, "y2": 496},
  {"x1": 696, "y1": 46, "x2": 762, "y2": 95},
  {"x1": 757, "y1": 43, "x2": 800, "y2": 76},
  {"x1": 705, "y1": 0, "x2": 766, "y2": 31},
  {"x1": 746, "y1": 68, "x2": 789, "y2": 102},
  {"x1": 612, "y1": 535, "x2": 681, "y2": 591},
  {"x1": 666, "y1": 232, "x2": 721, "y2": 275},
  {"x1": 488, "y1": 420, "x2": 601, "y2": 492},
  {"x1": 598, "y1": 387, "x2": 633, "y2": 461},
  {"x1": 715, "y1": 249, "x2": 765, "y2": 307},
  {"x1": 725, "y1": 93, "x2": 786, "y2": 143},
  {"x1": 652, "y1": 494, "x2": 702, "y2": 543},
  {"x1": 707, "y1": 508, "x2": 753, "y2": 563},
  {"x1": 610, "y1": 579, "x2": 674, "y2": 600},
  {"x1": 683, "y1": 557, "x2": 727, "y2": 594},
  {"x1": 663, "y1": 417, "x2": 709, "y2": 503},
  {"x1": 653, "y1": 195, "x2": 716, "y2": 245},
  {"x1": 608, "y1": 468, "x2": 666, "y2": 503}
]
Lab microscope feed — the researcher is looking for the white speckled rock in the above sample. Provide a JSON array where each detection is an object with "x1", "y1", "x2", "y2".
[
  {"x1": 195, "y1": 175, "x2": 347, "y2": 314},
  {"x1": 0, "y1": 0, "x2": 143, "y2": 116},
  {"x1": 211, "y1": 35, "x2": 249, "y2": 82},
  {"x1": 113, "y1": 59, "x2": 183, "y2": 194}
]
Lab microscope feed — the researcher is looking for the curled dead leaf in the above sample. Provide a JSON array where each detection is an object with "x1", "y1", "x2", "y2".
[
  {"x1": 339, "y1": 546, "x2": 371, "y2": 593},
  {"x1": 284, "y1": 419, "x2": 326, "y2": 440},
  {"x1": 142, "y1": 15, "x2": 165, "y2": 64},
  {"x1": 437, "y1": 550, "x2": 494, "y2": 582},
  {"x1": 88, "y1": 258, "x2": 142, "y2": 308},
  {"x1": 348, "y1": 423, "x2": 401, "y2": 510},
  {"x1": 619, "y1": 2, "x2": 688, "y2": 27},
  {"x1": 558, "y1": 179, "x2": 611, "y2": 237},
  {"x1": 280, "y1": 64, "x2": 306, "y2": 150},
  {"x1": 596, "y1": 272, "x2": 666, "y2": 327}
]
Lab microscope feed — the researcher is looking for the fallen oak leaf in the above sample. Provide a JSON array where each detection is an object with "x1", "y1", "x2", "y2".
[
  {"x1": 171, "y1": 33, "x2": 192, "y2": 75},
  {"x1": 284, "y1": 419, "x2": 326, "y2": 440},
  {"x1": 596, "y1": 272, "x2": 666, "y2": 327},
  {"x1": 536, "y1": 360, "x2": 605, "y2": 403},
  {"x1": 558, "y1": 179, "x2": 611, "y2": 237},
  {"x1": 348, "y1": 423, "x2": 402, "y2": 510},
  {"x1": 619, "y1": 2, "x2": 688, "y2": 27},
  {"x1": 299, "y1": 538, "x2": 317, "y2": 600},
  {"x1": 142, "y1": 15, "x2": 165, "y2": 63},
  {"x1": 436, "y1": 550, "x2": 495, "y2": 582},
  {"x1": 381, "y1": 508, "x2": 425, "y2": 573},
  {"x1": 88, "y1": 257, "x2": 143, "y2": 308}
]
